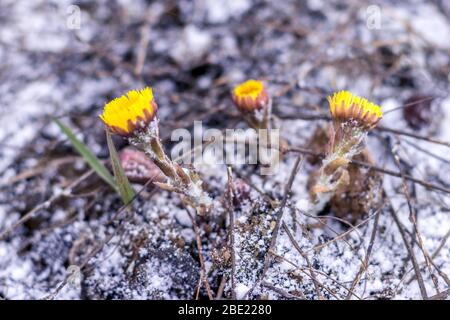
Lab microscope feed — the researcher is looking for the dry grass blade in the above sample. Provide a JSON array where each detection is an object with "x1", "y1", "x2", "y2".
[{"x1": 226, "y1": 166, "x2": 237, "y2": 299}]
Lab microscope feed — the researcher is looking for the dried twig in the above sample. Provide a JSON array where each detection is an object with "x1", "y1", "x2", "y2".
[
  {"x1": 404, "y1": 229, "x2": 450, "y2": 286},
  {"x1": 386, "y1": 193, "x2": 428, "y2": 300},
  {"x1": 286, "y1": 146, "x2": 450, "y2": 194},
  {"x1": 306, "y1": 211, "x2": 379, "y2": 254},
  {"x1": 377, "y1": 125, "x2": 450, "y2": 148},
  {"x1": 265, "y1": 155, "x2": 304, "y2": 267},
  {"x1": 346, "y1": 193, "x2": 383, "y2": 299},
  {"x1": 215, "y1": 276, "x2": 227, "y2": 300},
  {"x1": 392, "y1": 140, "x2": 450, "y2": 291},
  {"x1": 392, "y1": 141, "x2": 440, "y2": 293},
  {"x1": 226, "y1": 166, "x2": 237, "y2": 299},
  {"x1": 44, "y1": 169, "x2": 161, "y2": 299},
  {"x1": 261, "y1": 281, "x2": 304, "y2": 300},
  {"x1": 269, "y1": 250, "x2": 361, "y2": 300},
  {"x1": 0, "y1": 170, "x2": 94, "y2": 241},
  {"x1": 429, "y1": 288, "x2": 450, "y2": 300},
  {"x1": 244, "y1": 155, "x2": 304, "y2": 299},
  {"x1": 282, "y1": 221, "x2": 323, "y2": 299},
  {"x1": 185, "y1": 207, "x2": 214, "y2": 300}
]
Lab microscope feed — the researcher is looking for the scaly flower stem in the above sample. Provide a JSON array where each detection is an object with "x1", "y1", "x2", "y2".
[
  {"x1": 311, "y1": 124, "x2": 367, "y2": 211},
  {"x1": 241, "y1": 99, "x2": 272, "y2": 131},
  {"x1": 129, "y1": 121, "x2": 212, "y2": 215},
  {"x1": 309, "y1": 91, "x2": 383, "y2": 214}
]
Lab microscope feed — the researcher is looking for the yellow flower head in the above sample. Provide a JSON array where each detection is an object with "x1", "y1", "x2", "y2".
[
  {"x1": 232, "y1": 79, "x2": 269, "y2": 112},
  {"x1": 100, "y1": 87, "x2": 157, "y2": 136},
  {"x1": 328, "y1": 90, "x2": 382, "y2": 129}
]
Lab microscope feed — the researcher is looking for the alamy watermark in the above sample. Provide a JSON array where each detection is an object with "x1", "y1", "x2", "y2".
[
  {"x1": 66, "y1": 5, "x2": 81, "y2": 30},
  {"x1": 170, "y1": 121, "x2": 280, "y2": 175},
  {"x1": 366, "y1": 5, "x2": 382, "y2": 30}
]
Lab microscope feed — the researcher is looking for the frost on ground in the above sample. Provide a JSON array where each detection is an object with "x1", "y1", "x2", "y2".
[{"x1": 0, "y1": 0, "x2": 449, "y2": 300}]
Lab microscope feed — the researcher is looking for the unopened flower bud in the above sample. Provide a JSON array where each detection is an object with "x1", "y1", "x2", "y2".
[{"x1": 232, "y1": 79, "x2": 269, "y2": 113}]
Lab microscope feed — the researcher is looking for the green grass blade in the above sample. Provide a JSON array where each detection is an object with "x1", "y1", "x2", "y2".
[
  {"x1": 54, "y1": 118, "x2": 117, "y2": 191},
  {"x1": 106, "y1": 130, "x2": 135, "y2": 204}
]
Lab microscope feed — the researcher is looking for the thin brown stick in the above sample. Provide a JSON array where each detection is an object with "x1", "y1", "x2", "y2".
[
  {"x1": 0, "y1": 170, "x2": 94, "y2": 241},
  {"x1": 298, "y1": 209, "x2": 367, "y2": 259},
  {"x1": 0, "y1": 156, "x2": 79, "y2": 187},
  {"x1": 286, "y1": 146, "x2": 450, "y2": 194},
  {"x1": 266, "y1": 155, "x2": 304, "y2": 266},
  {"x1": 215, "y1": 276, "x2": 227, "y2": 300},
  {"x1": 282, "y1": 221, "x2": 323, "y2": 299},
  {"x1": 404, "y1": 229, "x2": 450, "y2": 286},
  {"x1": 306, "y1": 211, "x2": 379, "y2": 254},
  {"x1": 226, "y1": 166, "x2": 237, "y2": 299},
  {"x1": 429, "y1": 288, "x2": 450, "y2": 300},
  {"x1": 134, "y1": 8, "x2": 152, "y2": 76},
  {"x1": 346, "y1": 198, "x2": 382, "y2": 299},
  {"x1": 377, "y1": 125, "x2": 450, "y2": 148},
  {"x1": 185, "y1": 207, "x2": 214, "y2": 300},
  {"x1": 261, "y1": 281, "x2": 304, "y2": 299},
  {"x1": 44, "y1": 167, "x2": 164, "y2": 299},
  {"x1": 244, "y1": 155, "x2": 304, "y2": 299},
  {"x1": 431, "y1": 230, "x2": 450, "y2": 261},
  {"x1": 392, "y1": 141, "x2": 440, "y2": 294},
  {"x1": 270, "y1": 250, "x2": 361, "y2": 300},
  {"x1": 386, "y1": 193, "x2": 428, "y2": 300}
]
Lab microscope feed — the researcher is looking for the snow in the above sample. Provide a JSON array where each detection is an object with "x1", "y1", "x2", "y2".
[
  {"x1": 202, "y1": 0, "x2": 251, "y2": 24},
  {"x1": 170, "y1": 25, "x2": 212, "y2": 66},
  {"x1": 410, "y1": 4, "x2": 450, "y2": 49},
  {"x1": 235, "y1": 283, "x2": 249, "y2": 299}
]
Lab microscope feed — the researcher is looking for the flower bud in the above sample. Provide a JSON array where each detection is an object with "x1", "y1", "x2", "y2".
[{"x1": 232, "y1": 79, "x2": 269, "y2": 113}]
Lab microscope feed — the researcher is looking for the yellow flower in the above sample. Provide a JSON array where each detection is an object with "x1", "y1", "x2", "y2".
[
  {"x1": 100, "y1": 87, "x2": 157, "y2": 136},
  {"x1": 328, "y1": 90, "x2": 382, "y2": 128},
  {"x1": 232, "y1": 79, "x2": 269, "y2": 112}
]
